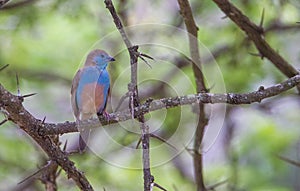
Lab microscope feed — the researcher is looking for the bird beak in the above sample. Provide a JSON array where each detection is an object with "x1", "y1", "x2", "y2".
[{"x1": 109, "y1": 57, "x2": 115, "y2": 62}]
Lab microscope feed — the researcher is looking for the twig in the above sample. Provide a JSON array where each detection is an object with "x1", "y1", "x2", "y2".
[
  {"x1": 177, "y1": 0, "x2": 208, "y2": 190},
  {"x1": 149, "y1": 133, "x2": 177, "y2": 151},
  {"x1": 22, "y1": 73, "x2": 300, "y2": 136},
  {"x1": 211, "y1": 0, "x2": 300, "y2": 91},
  {"x1": 135, "y1": 136, "x2": 142, "y2": 149},
  {"x1": 40, "y1": 160, "x2": 58, "y2": 191},
  {"x1": 104, "y1": 0, "x2": 132, "y2": 48},
  {"x1": 277, "y1": 155, "x2": 300, "y2": 168},
  {"x1": 0, "y1": 64, "x2": 9, "y2": 71},
  {"x1": 0, "y1": 0, "x2": 36, "y2": 10},
  {"x1": 0, "y1": 118, "x2": 8, "y2": 126},
  {"x1": 104, "y1": 0, "x2": 152, "y2": 190},
  {"x1": 0, "y1": 84, "x2": 94, "y2": 190},
  {"x1": 18, "y1": 161, "x2": 53, "y2": 185}
]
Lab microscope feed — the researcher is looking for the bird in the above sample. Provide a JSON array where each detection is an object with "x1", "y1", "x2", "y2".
[{"x1": 71, "y1": 49, "x2": 115, "y2": 152}]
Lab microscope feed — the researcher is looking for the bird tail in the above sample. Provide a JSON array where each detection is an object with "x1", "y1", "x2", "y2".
[{"x1": 79, "y1": 129, "x2": 90, "y2": 153}]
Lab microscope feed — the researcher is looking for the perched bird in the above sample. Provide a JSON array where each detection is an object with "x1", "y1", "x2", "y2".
[{"x1": 71, "y1": 49, "x2": 115, "y2": 152}]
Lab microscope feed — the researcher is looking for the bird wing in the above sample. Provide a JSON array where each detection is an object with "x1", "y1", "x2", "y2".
[
  {"x1": 95, "y1": 70, "x2": 110, "y2": 114},
  {"x1": 71, "y1": 69, "x2": 82, "y2": 120}
]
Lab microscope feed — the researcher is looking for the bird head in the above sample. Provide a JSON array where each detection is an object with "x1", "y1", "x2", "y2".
[{"x1": 85, "y1": 49, "x2": 115, "y2": 68}]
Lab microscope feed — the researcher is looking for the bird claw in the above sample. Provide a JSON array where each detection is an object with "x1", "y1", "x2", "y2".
[{"x1": 98, "y1": 111, "x2": 110, "y2": 123}]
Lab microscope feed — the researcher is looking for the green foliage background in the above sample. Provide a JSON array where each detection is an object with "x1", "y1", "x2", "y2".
[{"x1": 0, "y1": 0, "x2": 300, "y2": 190}]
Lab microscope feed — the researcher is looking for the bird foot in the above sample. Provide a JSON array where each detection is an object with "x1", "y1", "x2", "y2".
[
  {"x1": 103, "y1": 111, "x2": 110, "y2": 121},
  {"x1": 98, "y1": 111, "x2": 110, "y2": 123}
]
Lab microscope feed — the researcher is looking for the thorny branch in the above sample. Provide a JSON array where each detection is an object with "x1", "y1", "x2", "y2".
[
  {"x1": 2, "y1": 74, "x2": 299, "y2": 136},
  {"x1": 0, "y1": 85, "x2": 94, "y2": 190},
  {"x1": 211, "y1": 0, "x2": 300, "y2": 91},
  {"x1": 104, "y1": 0, "x2": 152, "y2": 190},
  {"x1": 177, "y1": 0, "x2": 207, "y2": 190},
  {"x1": 1, "y1": 1, "x2": 300, "y2": 190}
]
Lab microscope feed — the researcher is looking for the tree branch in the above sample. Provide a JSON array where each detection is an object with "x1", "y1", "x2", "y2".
[
  {"x1": 177, "y1": 0, "x2": 207, "y2": 190},
  {"x1": 211, "y1": 0, "x2": 300, "y2": 90},
  {"x1": 5, "y1": 73, "x2": 297, "y2": 136},
  {"x1": 0, "y1": 84, "x2": 94, "y2": 191},
  {"x1": 1, "y1": 71, "x2": 299, "y2": 190},
  {"x1": 0, "y1": 0, "x2": 9, "y2": 8},
  {"x1": 104, "y1": 1, "x2": 151, "y2": 190},
  {"x1": 0, "y1": 0, "x2": 37, "y2": 10}
]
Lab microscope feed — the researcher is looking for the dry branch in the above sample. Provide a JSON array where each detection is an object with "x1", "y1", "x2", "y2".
[
  {"x1": 0, "y1": 84, "x2": 94, "y2": 191},
  {"x1": 104, "y1": 0, "x2": 152, "y2": 190},
  {"x1": 0, "y1": 0, "x2": 36, "y2": 10},
  {"x1": 177, "y1": 0, "x2": 207, "y2": 190},
  {"x1": 211, "y1": 0, "x2": 300, "y2": 88},
  {"x1": 7, "y1": 73, "x2": 297, "y2": 137}
]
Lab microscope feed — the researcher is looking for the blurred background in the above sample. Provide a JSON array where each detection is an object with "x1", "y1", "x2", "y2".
[{"x1": 0, "y1": 0, "x2": 300, "y2": 190}]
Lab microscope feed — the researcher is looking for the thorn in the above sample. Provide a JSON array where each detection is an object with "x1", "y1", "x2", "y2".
[
  {"x1": 221, "y1": 15, "x2": 228, "y2": 19},
  {"x1": 153, "y1": 182, "x2": 168, "y2": 191},
  {"x1": 22, "y1": 93, "x2": 37, "y2": 98},
  {"x1": 258, "y1": 86, "x2": 265, "y2": 91},
  {"x1": 140, "y1": 53, "x2": 154, "y2": 60},
  {"x1": 249, "y1": 52, "x2": 261, "y2": 57},
  {"x1": 135, "y1": 136, "x2": 142, "y2": 149},
  {"x1": 138, "y1": 54, "x2": 152, "y2": 69},
  {"x1": 18, "y1": 170, "x2": 41, "y2": 185},
  {"x1": 249, "y1": 52, "x2": 264, "y2": 60},
  {"x1": 18, "y1": 161, "x2": 52, "y2": 185},
  {"x1": 16, "y1": 73, "x2": 21, "y2": 96},
  {"x1": 150, "y1": 175, "x2": 154, "y2": 182},
  {"x1": 185, "y1": 147, "x2": 197, "y2": 156},
  {"x1": 63, "y1": 140, "x2": 68, "y2": 151},
  {"x1": 206, "y1": 84, "x2": 215, "y2": 93},
  {"x1": 0, "y1": 119, "x2": 8, "y2": 126},
  {"x1": 206, "y1": 179, "x2": 228, "y2": 190},
  {"x1": 56, "y1": 168, "x2": 62, "y2": 177},
  {"x1": 259, "y1": 8, "x2": 265, "y2": 28},
  {"x1": 150, "y1": 133, "x2": 177, "y2": 151},
  {"x1": 0, "y1": 64, "x2": 9, "y2": 72},
  {"x1": 41, "y1": 116, "x2": 46, "y2": 124}
]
